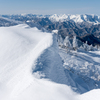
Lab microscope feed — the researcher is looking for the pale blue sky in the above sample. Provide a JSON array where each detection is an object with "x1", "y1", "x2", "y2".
[{"x1": 0, "y1": 0, "x2": 100, "y2": 15}]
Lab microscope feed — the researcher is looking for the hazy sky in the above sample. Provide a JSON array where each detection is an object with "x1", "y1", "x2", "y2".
[{"x1": 0, "y1": 0, "x2": 100, "y2": 15}]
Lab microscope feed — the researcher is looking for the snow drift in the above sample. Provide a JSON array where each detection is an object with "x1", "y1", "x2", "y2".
[
  {"x1": 0, "y1": 24, "x2": 100, "y2": 100},
  {"x1": 0, "y1": 24, "x2": 78, "y2": 100}
]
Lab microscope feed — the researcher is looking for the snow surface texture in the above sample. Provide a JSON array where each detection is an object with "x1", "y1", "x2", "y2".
[
  {"x1": 80, "y1": 89, "x2": 100, "y2": 100},
  {"x1": 33, "y1": 33, "x2": 72, "y2": 85},
  {"x1": 0, "y1": 24, "x2": 78, "y2": 100},
  {"x1": 0, "y1": 24, "x2": 100, "y2": 100},
  {"x1": 33, "y1": 32, "x2": 100, "y2": 93},
  {"x1": 59, "y1": 47, "x2": 100, "y2": 93}
]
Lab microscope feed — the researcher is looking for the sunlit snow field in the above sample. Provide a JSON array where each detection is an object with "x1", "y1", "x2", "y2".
[{"x1": 0, "y1": 24, "x2": 100, "y2": 100}]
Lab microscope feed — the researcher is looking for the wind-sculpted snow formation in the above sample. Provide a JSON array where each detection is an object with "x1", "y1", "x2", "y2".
[
  {"x1": 33, "y1": 32, "x2": 100, "y2": 93},
  {"x1": 0, "y1": 24, "x2": 79, "y2": 100},
  {"x1": 0, "y1": 14, "x2": 100, "y2": 100}
]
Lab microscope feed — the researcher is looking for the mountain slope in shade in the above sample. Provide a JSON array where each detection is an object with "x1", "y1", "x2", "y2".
[{"x1": 78, "y1": 34, "x2": 100, "y2": 46}]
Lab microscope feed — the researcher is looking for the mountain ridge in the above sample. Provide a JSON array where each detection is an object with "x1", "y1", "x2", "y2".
[{"x1": 1, "y1": 14, "x2": 100, "y2": 46}]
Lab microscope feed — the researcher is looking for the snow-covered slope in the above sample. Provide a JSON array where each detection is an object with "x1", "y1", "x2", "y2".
[
  {"x1": 0, "y1": 24, "x2": 100, "y2": 100},
  {"x1": 59, "y1": 47, "x2": 100, "y2": 93},
  {"x1": 80, "y1": 89, "x2": 100, "y2": 100},
  {"x1": 0, "y1": 24, "x2": 78, "y2": 100},
  {"x1": 0, "y1": 16, "x2": 19, "y2": 27},
  {"x1": 49, "y1": 14, "x2": 100, "y2": 24}
]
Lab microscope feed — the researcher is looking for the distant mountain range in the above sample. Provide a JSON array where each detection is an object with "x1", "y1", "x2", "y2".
[{"x1": 1, "y1": 14, "x2": 100, "y2": 46}]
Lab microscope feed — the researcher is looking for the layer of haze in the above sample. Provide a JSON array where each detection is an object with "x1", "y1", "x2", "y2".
[{"x1": 0, "y1": 0, "x2": 100, "y2": 15}]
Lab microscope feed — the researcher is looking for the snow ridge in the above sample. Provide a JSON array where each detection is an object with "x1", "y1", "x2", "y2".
[
  {"x1": 49, "y1": 14, "x2": 100, "y2": 24},
  {"x1": 0, "y1": 23, "x2": 100, "y2": 100}
]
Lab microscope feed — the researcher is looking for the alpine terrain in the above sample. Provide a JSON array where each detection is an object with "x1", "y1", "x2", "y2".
[{"x1": 0, "y1": 14, "x2": 100, "y2": 100}]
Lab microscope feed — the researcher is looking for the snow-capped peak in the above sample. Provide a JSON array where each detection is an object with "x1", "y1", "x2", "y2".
[
  {"x1": 49, "y1": 14, "x2": 100, "y2": 24},
  {"x1": 49, "y1": 14, "x2": 69, "y2": 22}
]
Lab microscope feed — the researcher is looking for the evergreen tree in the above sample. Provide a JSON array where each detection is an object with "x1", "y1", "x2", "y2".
[
  {"x1": 58, "y1": 35, "x2": 63, "y2": 47},
  {"x1": 63, "y1": 36, "x2": 72, "y2": 52},
  {"x1": 64, "y1": 36, "x2": 71, "y2": 47},
  {"x1": 73, "y1": 36, "x2": 78, "y2": 51},
  {"x1": 83, "y1": 41, "x2": 89, "y2": 51},
  {"x1": 89, "y1": 44, "x2": 94, "y2": 51}
]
